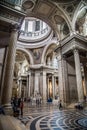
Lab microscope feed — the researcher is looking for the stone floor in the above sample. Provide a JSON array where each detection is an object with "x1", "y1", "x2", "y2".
[{"x1": 17, "y1": 103, "x2": 87, "y2": 130}]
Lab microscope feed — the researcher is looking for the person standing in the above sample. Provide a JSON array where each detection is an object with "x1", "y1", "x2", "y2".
[
  {"x1": 58, "y1": 100, "x2": 62, "y2": 109},
  {"x1": 20, "y1": 99, "x2": 24, "y2": 116}
]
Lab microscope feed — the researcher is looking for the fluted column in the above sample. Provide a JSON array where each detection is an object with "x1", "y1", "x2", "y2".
[
  {"x1": 28, "y1": 72, "x2": 31, "y2": 97},
  {"x1": 26, "y1": 75, "x2": 29, "y2": 98},
  {"x1": 39, "y1": 72, "x2": 43, "y2": 96},
  {"x1": 30, "y1": 72, "x2": 34, "y2": 96},
  {"x1": 42, "y1": 71, "x2": 47, "y2": 103},
  {"x1": 47, "y1": 76, "x2": 50, "y2": 99},
  {"x1": 52, "y1": 75, "x2": 55, "y2": 99},
  {"x1": 73, "y1": 49, "x2": 84, "y2": 102},
  {"x1": 57, "y1": 51, "x2": 64, "y2": 103},
  {"x1": 83, "y1": 64, "x2": 87, "y2": 96},
  {"x1": 54, "y1": 77, "x2": 58, "y2": 96},
  {"x1": 1, "y1": 24, "x2": 18, "y2": 114},
  {"x1": 34, "y1": 72, "x2": 39, "y2": 95},
  {"x1": 54, "y1": 77, "x2": 56, "y2": 96},
  {"x1": 19, "y1": 79, "x2": 22, "y2": 97}
]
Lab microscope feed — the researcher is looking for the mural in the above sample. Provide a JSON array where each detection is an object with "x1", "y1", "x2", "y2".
[
  {"x1": 33, "y1": 49, "x2": 40, "y2": 60},
  {"x1": 32, "y1": 48, "x2": 43, "y2": 64}
]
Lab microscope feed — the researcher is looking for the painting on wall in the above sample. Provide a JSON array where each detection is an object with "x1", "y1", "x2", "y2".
[{"x1": 32, "y1": 48, "x2": 43, "y2": 64}]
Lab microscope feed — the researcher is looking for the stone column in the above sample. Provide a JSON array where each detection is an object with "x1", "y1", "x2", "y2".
[
  {"x1": 62, "y1": 55, "x2": 69, "y2": 104},
  {"x1": 34, "y1": 72, "x2": 39, "y2": 95},
  {"x1": 42, "y1": 71, "x2": 47, "y2": 103},
  {"x1": 1, "y1": 24, "x2": 18, "y2": 114},
  {"x1": 19, "y1": 79, "x2": 22, "y2": 97},
  {"x1": 83, "y1": 64, "x2": 87, "y2": 96},
  {"x1": 73, "y1": 49, "x2": 84, "y2": 102},
  {"x1": 27, "y1": 73, "x2": 31, "y2": 97},
  {"x1": 52, "y1": 75, "x2": 55, "y2": 99},
  {"x1": 54, "y1": 77, "x2": 56, "y2": 96},
  {"x1": 30, "y1": 72, "x2": 34, "y2": 96},
  {"x1": 26, "y1": 75, "x2": 29, "y2": 98},
  {"x1": 47, "y1": 76, "x2": 50, "y2": 99},
  {"x1": 39, "y1": 72, "x2": 43, "y2": 96},
  {"x1": 57, "y1": 50, "x2": 64, "y2": 103},
  {"x1": 0, "y1": 47, "x2": 8, "y2": 104}
]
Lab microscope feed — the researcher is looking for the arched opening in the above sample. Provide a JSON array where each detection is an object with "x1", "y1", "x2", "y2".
[
  {"x1": 12, "y1": 50, "x2": 30, "y2": 98},
  {"x1": 75, "y1": 7, "x2": 87, "y2": 36}
]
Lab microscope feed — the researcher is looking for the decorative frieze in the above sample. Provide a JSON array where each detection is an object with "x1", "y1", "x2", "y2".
[{"x1": 0, "y1": 11, "x2": 22, "y2": 25}]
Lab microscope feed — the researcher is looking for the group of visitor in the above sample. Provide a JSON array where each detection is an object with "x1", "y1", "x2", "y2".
[{"x1": 11, "y1": 96, "x2": 24, "y2": 117}]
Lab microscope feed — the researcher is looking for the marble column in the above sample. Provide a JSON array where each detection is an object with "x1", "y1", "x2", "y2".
[
  {"x1": 30, "y1": 72, "x2": 34, "y2": 96},
  {"x1": 52, "y1": 75, "x2": 55, "y2": 99},
  {"x1": 62, "y1": 55, "x2": 69, "y2": 103},
  {"x1": 47, "y1": 76, "x2": 50, "y2": 99},
  {"x1": 42, "y1": 71, "x2": 47, "y2": 103},
  {"x1": 54, "y1": 77, "x2": 56, "y2": 96},
  {"x1": 0, "y1": 47, "x2": 8, "y2": 104},
  {"x1": 39, "y1": 72, "x2": 43, "y2": 96},
  {"x1": 1, "y1": 24, "x2": 18, "y2": 114},
  {"x1": 26, "y1": 75, "x2": 29, "y2": 98},
  {"x1": 28, "y1": 72, "x2": 31, "y2": 97},
  {"x1": 83, "y1": 64, "x2": 87, "y2": 96},
  {"x1": 57, "y1": 51, "x2": 64, "y2": 103},
  {"x1": 19, "y1": 79, "x2": 22, "y2": 97},
  {"x1": 73, "y1": 49, "x2": 84, "y2": 102},
  {"x1": 34, "y1": 72, "x2": 39, "y2": 95}
]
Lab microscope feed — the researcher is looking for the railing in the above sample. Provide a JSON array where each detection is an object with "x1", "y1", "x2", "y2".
[
  {"x1": 20, "y1": 27, "x2": 51, "y2": 40},
  {"x1": 0, "y1": 0, "x2": 23, "y2": 9}
]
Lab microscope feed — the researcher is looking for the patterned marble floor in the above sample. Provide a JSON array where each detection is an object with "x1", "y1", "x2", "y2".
[{"x1": 18, "y1": 103, "x2": 87, "y2": 130}]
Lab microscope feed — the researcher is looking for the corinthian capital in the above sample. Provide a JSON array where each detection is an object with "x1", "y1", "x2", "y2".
[{"x1": 9, "y1": 23, "x2": 20, "y2": 32}]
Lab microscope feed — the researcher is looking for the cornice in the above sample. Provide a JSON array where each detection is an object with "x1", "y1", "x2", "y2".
[
  {"x1": 0, "y1": 3, "x2": 25, "y2": 16},
  {"x1": 29, "y1": 64, "x2": 58, "y2": 70},
  {"x1": 59, "y1": 33, "x2": 87, "y2": 46}
]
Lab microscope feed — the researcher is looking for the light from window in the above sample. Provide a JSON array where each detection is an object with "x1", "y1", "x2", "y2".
[{"x1": 28, "y1": 21, "x2": 33, "y2": 32}]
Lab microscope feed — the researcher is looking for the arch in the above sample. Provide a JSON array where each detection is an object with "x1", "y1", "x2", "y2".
[
  {"x1": 41, "y1": 42, "x2": 57, "y2": 65},
  {"x1": 56, "y1": 5, "x2": 72, "y2": 34},
  {"x1": 26, "y1": 1, "x2": 72, "y2": 40},
  {"x1": 16, "y1": 46, "x2": 34, "y2": 65},
  {"x1": 72, "y1": 1, "x2": 87, "y2": 31}
]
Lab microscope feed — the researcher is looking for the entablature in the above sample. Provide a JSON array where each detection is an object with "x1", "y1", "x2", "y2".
[
  {"x1": 0, "y1": 2, "x2": 25, "y2": 33},
  {"x1": 55, "y1": 33, "x2": 87, "y2": 55}
]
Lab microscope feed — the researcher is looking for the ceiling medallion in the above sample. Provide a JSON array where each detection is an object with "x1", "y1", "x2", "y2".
[
  {"x1": 54, "y1": 15, "x2": 64, "y2": 24},
  {"x1": 22, "y1": 0, "x2": 35, "y2": 9}
]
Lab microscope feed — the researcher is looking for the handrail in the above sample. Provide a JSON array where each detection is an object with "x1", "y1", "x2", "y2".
[
  {"x1": 20, "y1": 27, "x2": 50, "y2": 38},
  {"x1": 0, "y1": 0, "x2": 23, "y2": 7}
]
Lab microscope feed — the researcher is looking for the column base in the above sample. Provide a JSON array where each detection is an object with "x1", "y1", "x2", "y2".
[
  {"x1": 42, "y1": 99, "x2": 47, "y2": 104},
  {"x1": 2, "y1": 103, "x2": 13, "y2": 115}
]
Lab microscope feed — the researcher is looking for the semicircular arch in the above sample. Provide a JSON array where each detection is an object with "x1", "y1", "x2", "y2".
[
  {"x1": 72, "y1": 1, "x2": 87, "y2": 31},
  {"x1": 41, "y1": 42, "x2": 57, "y2": 65},
  {"x1": 16, "y1": 47, "x2": 34, "y2": 65}
]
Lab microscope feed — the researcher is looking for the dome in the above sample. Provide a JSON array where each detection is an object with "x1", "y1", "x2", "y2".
[{"x1": 19, "y1": 17, "x2": 52, "y2": 42}]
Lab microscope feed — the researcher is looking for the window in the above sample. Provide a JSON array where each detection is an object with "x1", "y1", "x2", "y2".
[
  {"x1": 28, "y1": 21, "x2": 33, "y2": 32},
  {"x1": 35, "y1": 21, "x2": 40, "y2": 31}
]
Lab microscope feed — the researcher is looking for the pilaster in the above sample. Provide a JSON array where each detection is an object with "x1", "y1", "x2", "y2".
[
  {"x1": 42, "y1": 71, "x2": 47, "y2": 103},
  {"x1": 73, "y1": 49, "x2": 84, "y2": 102}
]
